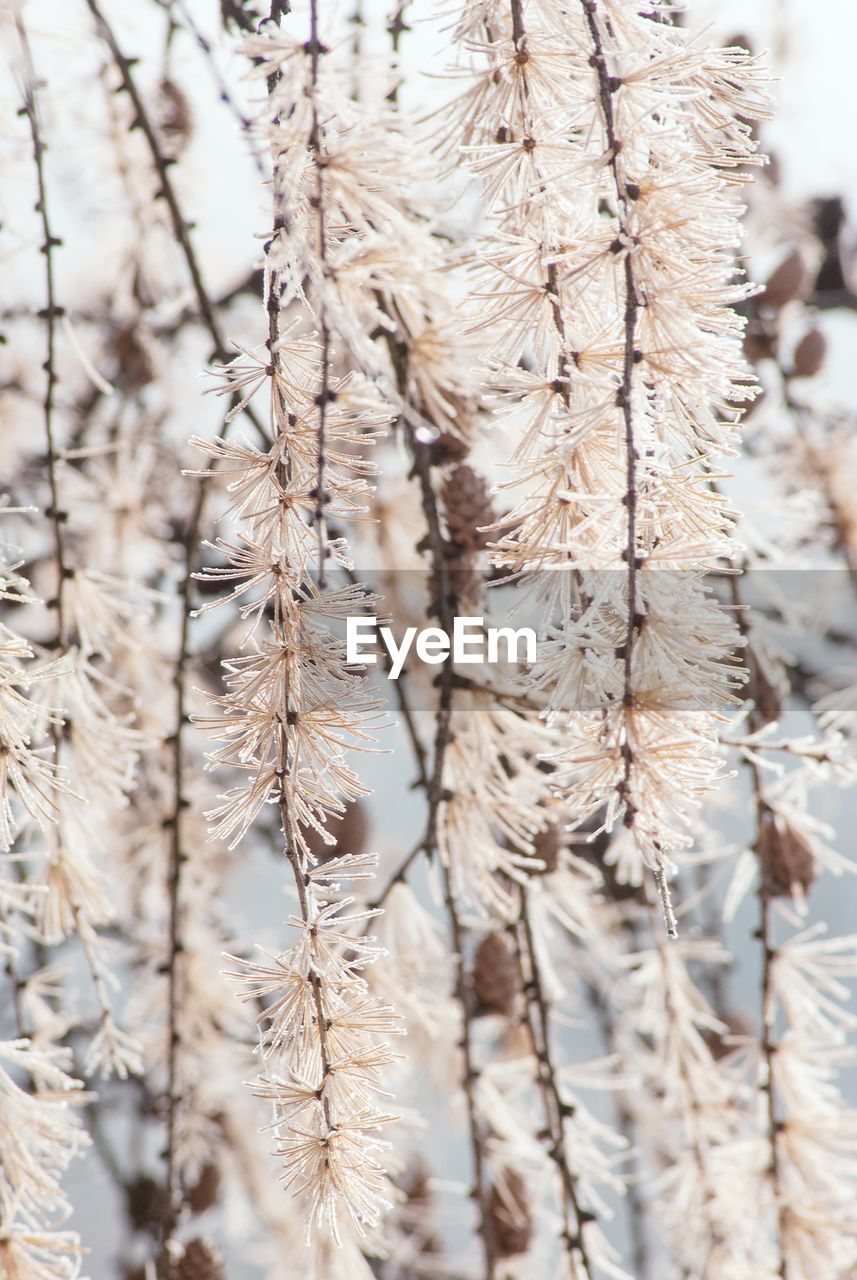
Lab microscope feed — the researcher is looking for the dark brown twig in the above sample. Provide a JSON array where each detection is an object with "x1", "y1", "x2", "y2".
[
  {"x1": 84, "y1": 0, "x2": 265, "y2": 444},
  {"x1": 16, "y1": 6, "x2": 127, "y2": 1072}
]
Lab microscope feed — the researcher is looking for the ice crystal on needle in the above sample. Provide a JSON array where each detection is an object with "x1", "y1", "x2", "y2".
[{"x1": 443, "y1": 0, "x2": 771, "y2": 926}]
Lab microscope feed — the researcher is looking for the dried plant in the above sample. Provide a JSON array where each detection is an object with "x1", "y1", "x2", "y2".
[{"x1": 2, "y1": 2, "x2": 857, "y2": 1279}]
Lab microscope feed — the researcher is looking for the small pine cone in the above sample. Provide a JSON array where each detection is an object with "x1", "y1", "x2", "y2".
[
  {"x1": 530, "y1": 823, "x2": 561, "y2": 875},
  {"x1": 159, "y1": 80, "x2": 193, "y2": 151},
  {"x1": 442, "y1": 464, "x2": 495, "y2": 553},
  {"x1": 127, "y1": 1174, "x2": 167, "y2": 1234},
  {"x1": 301, "y1": 799, "x2": 369, "y2": 863},
  {"x1": 431, "y1": 431, "x2": 471, "y2": 466},
  {"x1": 488, "y1": 1170, "x2": 532, "y2": 1258},
  {"x1": 763, "y1": 249, "x2": 807, "y2": 310},
  {"x1": 757, "y1": 808, "x2": 817, "y2": 900},
  {"x1": 471, "y1": 932, "x2": 518, "y2": 1016},
  {"x1": 185, "y1": 1162, "x2": 221, "y2": 1215},
  {"x1": 793, "y1": 328, "x2": 826, "y2": 378},
  {"x1": 116, "y1": 325, "x2": 155, "y2": 391},
  {"x1": 172, "y1": 1239, "x2": 224, "y2": 1280},
  {"x1": 746, "y1": 647, "x2": 784, "y2": 726},
  {"x1": 725, "y1": 32, "x2": 754, "y2": 54},
  {"x1": 401, "y1": 1162, "x2": 432, "y2": 1207}
]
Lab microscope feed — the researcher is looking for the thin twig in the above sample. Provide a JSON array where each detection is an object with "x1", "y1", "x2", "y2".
[
  {"x1": 578, "y1": 0, "x2": 676, "y2": 937},
  {"x1": 584, "y1": 965, "x2": 650, "y2": 1279},
  {"x1": 306, "y1": 0, "x2": 332, "y2": 586},
  {"x1": 372, "y1": 285, "x2": 495, "y2": 1277},
  {"x1": 16, "y1": 8, "x2": 126, "y2": 1068},
  {"x1": 15, "y1": 17, "x2": 67, "y2": 638},
  {"x1": 85, "y1": 0, "x2": 223, "y2": 353},
  {"x1": 729, "y1": 574, "x2": 788, "y2": 1278},
  {"x1": 84, "y1": 0, "x2": 265, "y2": 444},
  {"x1": 516, "y1": 891, "x2": 596, "y2": 1278},
  {"x1": 647, "y1": 902, "x2": 729, "y2": 1280},
  {"x1": 405, "y1": 419, "x2": 495, "y2": 1279}
]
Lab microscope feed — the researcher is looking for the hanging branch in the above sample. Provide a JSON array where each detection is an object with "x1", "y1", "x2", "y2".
[
  {"x1": 584, "y1": 963, "x2": 650, "y2": 1279},
  {"x1": 307, "y1": 0, "x2": 332, "y2": 584},
  {"x1": 515, "y1": 892, "x2": 596, "y2": 1278},
  {"x1": 388, "y1": 327, "x2": 496, "y2": 1278},
  {"x1": 729, "y1": 575, "x2": 788, "y2": 1278},
  {"x1": 84, "y1": 0, "x2": 226, "y2": 357},
  {"x1": 259, "y1": 0, "x2": 336, "y2": 1171},
  {"x1": 15, "y1": 17, "x2": 67, "y2": 631},
  {"x1": 576, "y1": 0, "x2": 674, "y2": 937},
  {"x1": 70, "y1": 4, "x2": 278, "y2": 1249},
  {"x1": 449, "y1": 0, "x2": 768, "y2": 939},
  {"x1": 84, "y1": 0, "x2": 265, "y2": 449},
  {"x1": 193, "y1": 9, "x2": 409, "y2": 1256},
  {"x1": 649, "y1": 909, "x2": 731, "y2": 1280},
  {"x1": 359, "y1": 0, "x2": 496, "y2": 1217},
  {"x1": 16, "y1": 11, "x2": 135, "y2": 1075}
]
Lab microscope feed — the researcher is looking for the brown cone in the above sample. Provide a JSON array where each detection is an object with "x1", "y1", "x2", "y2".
[
  {"x1": 445, "y1": 553, "x2": 482, "y2": 607},
  {"x1": 530, "y1": 823, "x2": 562, "y2": 875},
  {"x1": 116, "y1": 326, "x2": 155, "y2": 392},
  {"x1": 793, "y1": 328, "x2": 826, "y2": 378},
  {"x1": 442, "y1": 464, "x2": 495, "y2": 553},
  {"x1": 743, "y1": 318, "x2": 777, "y2": 364},
  {"x1": 431, "y1": 431, "x2": 471, "y2": 465},
  {"x1": 172, "y1": 1239, "x2": 224, "y2": 1280},
  {"x1": 471, "y1": 932, "x2": 518, "y2": 1016},
  {"x1": 159, "y1": 80, "x2": 193, "y2": 152},
  {"x1": 185, "y1": 1162, "x2": 221, "y2": 1215},
  {"x1": 757, "y1": 808, "x2": 817, "y2": 899},
  {"x1": 763, "y1": 250, "x2": 807, "y2": 310},
  {"x1": 127, "y1": 1174, "x2": 167, "y2": 1234}
]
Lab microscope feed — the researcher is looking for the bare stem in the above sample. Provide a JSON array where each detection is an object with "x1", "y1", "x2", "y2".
[
  {"x1": 15, "y1": 15, "x2": 67, "y2": 646},
  {"x1": 69, "y1": 4, "x2": 276, "y2": 1249}
]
